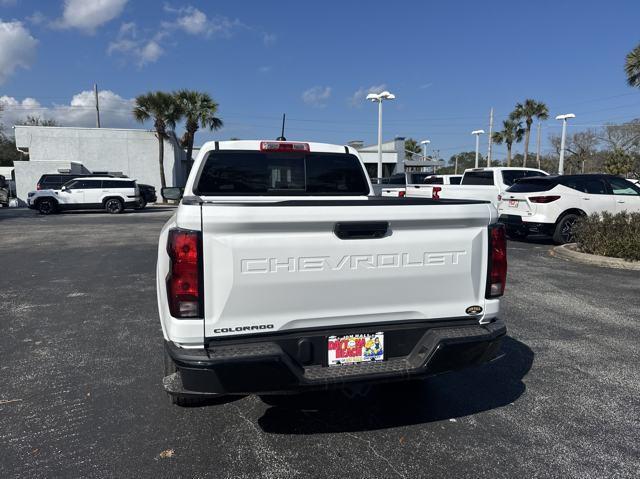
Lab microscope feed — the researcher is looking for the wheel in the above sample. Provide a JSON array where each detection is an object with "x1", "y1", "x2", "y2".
[
  {"x1": 37, "y1": 198, "x2": 57, "y2": 215},
  {"x1": 163, "y1": 348, "x2": 206, "y2": 407},
  {"x1": 104, "y1": 198, "x2": 124, "y2": 214},
  {"x1": 134, "y1": 199, "x2": 147, "y2": 210},
  {"x1": 553, "y1": 213, "x2": 579, "y2": 244}
]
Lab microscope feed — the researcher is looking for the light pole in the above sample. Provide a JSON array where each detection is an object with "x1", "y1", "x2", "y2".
[
  {"x1": 471, "y1": 130, "x2": 485, "y2": 168},
  {"x1": 366, "y1": 91, "x2": 396, "y2": 179},
  {"x1": 555, "y1": 113, "x2": 575, "y2": 175},
  {"x1": 420, "y1": 140, "x2": 430, "y2": 159}
]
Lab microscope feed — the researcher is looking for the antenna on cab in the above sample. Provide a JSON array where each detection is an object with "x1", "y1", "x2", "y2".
[{"x1": 276, "y1": 113, "x2": 286, "y2": 141}]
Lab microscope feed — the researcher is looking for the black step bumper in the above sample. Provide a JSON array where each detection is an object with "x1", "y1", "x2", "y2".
[{"x1": 164, "y1": 319, "x2": 506, "y2": 396}]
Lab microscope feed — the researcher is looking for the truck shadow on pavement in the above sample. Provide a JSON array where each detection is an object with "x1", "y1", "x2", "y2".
[{"x1": 257, "y1": 336, "x2": 533, "y2": 434}]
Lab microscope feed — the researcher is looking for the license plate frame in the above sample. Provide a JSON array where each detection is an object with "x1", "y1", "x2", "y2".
[
  {"x1": 327, "y1": 332, "x2": 384, "y2": 366},
  {"x1": 508, "y1": 199, "x2": 518, "y2": 207}
]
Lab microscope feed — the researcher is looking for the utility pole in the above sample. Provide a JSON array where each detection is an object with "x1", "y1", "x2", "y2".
[
  {"x1": 94, "y1": 83, "x2": 101, "y2": 128},
  {"x1": 536, "y1": 122, "x2": 541, "y2": 169},
  {"x1": 454, "y1": 154, "x2": 459, "y2": 174},
  {"x1": 487, "y1": 107, "x2": 494, "y2": 166}
]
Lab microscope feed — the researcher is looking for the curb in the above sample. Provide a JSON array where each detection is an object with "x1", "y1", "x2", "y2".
[{"x1": 550, "y1": 243, "x2": 640, "y2": 271}]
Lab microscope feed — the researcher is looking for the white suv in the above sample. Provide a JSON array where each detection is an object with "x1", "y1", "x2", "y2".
[
  {"x1": 28, "y1": 177, "x2": 140, "y2": 215},
  {"x1": 499, "y1": 174, "x2": 640, "y2": 243}
]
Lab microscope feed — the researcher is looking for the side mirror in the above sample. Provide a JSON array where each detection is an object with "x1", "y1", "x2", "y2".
[
  {"x1": 161, "y1": 187, "x2": 183, "y2": 201},
  {"x1": 60, "y1": 185, "x2": 67, "y2": 191}
]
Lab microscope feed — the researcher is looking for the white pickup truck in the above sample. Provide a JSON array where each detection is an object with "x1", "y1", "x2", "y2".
[
  {"x1": 157, "y1": 140, "x2": 507, "y2": 405},
  {"x1": 406, "y1": 167, "x2": 548, "y2": 207}
]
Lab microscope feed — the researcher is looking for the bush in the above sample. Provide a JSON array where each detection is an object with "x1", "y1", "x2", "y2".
[{"x1": 573, "y1": 211, "x2": 640, "y2": 261}]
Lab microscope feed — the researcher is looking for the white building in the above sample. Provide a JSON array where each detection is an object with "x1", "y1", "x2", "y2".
[
  {"x1": 348, "y1": 137, "x2": 443, "y2": 178},
  {"x1": 13, "y1": 125, "x2": 188, "y2": 203},
  {"x1": 348, "y1": 138, "x2": 406, "y2": 178}
]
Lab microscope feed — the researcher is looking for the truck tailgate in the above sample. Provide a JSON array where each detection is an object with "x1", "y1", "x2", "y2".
[{"x1": 200, "y1": 199, "x2": 494, "y2": 338}]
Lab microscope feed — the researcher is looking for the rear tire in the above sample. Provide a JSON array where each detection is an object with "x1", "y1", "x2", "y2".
[
  {"x1": 553, "y1": 213, "x2": 579, "y2": 244},
  {"x1": 104, "y1": 198, "x2": 124, "y2": 214},
  {"x1": 135, "y1": 199, "x2": 147, "y2": 210},
  {"x1": 37, "y1": 198, "x2": 57, "y2": 215}
]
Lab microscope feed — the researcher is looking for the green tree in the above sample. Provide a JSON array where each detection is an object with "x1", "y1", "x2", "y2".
[
  {"x1": 491, "y1": 119, "x2": 524, "y2": 167},
  {"x1": 625, "y1": 43, "x2": 640, "y2": 88},
  {"x1": 17, "y1": 115, "x2": 58, "y2": 126},
  {"x1": 438, "y1": 151, "x2": 484, "y2": 174},
  {"x1": 175, "y1": 90, "x2": 223, "y2": 170},
  {"x1": 404, "y1": 138, "x2": 422, "y2": 161},
  {"x1": 604, "y1": 148, "x2": 634, "y2": 176},
  {"x1": 510, "y1": 99, "x2": 549, "y2": 167},
  {"x1": 132, "y1": 91, "x2": 183, "y2": 189}
]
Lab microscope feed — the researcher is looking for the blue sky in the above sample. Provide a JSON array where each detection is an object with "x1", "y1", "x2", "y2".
[{"x1": 0, "y1": 0, "x2": 639, "y2": 161}]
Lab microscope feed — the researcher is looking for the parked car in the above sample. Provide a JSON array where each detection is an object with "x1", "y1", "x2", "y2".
[
  {"x1": 136, "y1": 183, "x2": 157, "y2": 209},
  {"x1": 36, "y1": 173, "x2": 115, "y2": 190},
  {"x1": 406, "y1": 167, "x2": 548, "y2": 207},
  {"x1": 499, "y1": 174, "x2": 640, "y2": 243},
  {"x1": 157, "y1": 139, "x2": 507, "y2": 406},
  {"x1": 28, "y1": 177, "x2": 141, "y2": 214},
  {"x1": 0, "y1": 175, "x2": 8, "y2": 207}
]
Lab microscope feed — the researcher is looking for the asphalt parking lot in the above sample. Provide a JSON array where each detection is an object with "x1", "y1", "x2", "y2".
[{"x1": 1, "y1": 207, "x2": 639, "y2": 478}]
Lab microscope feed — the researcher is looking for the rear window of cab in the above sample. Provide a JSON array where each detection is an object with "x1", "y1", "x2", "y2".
[{"x1": 194, "y1": 151, "x2": 370, "y2": 196}]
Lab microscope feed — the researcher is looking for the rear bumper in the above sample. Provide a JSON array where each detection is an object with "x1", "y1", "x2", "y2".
[
  {"x1": 499, "y1": 214, "x2": 554, "y2": 234},
  {"x1": 163, "y1": 319, "x2": 506, "y2": 396}
]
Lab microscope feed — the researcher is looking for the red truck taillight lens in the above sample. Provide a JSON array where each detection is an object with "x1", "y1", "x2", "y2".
[
  {"x1": 432, "y1": 186, "x2": 441, "y2": 199},
  {"x1": 529, "y1": 195, "x2": 561, "y2": 203},
  {"x1": 167, "y1": 228, "x2": 202, "y2": 318},
  {"x1": 260, "y1": 141, "x2": 309, "y2": 152},
  {"x1": 486, "y1": 224, "x2": 507, "y2": 298}
]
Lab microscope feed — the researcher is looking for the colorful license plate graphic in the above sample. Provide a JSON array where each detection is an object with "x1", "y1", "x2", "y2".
[
  {"x1": 328, "y1": 333, "x2": 384, "y2": 366},
  {"x1": 509, "y1": 199, "x2": 518, "y2": 207}
]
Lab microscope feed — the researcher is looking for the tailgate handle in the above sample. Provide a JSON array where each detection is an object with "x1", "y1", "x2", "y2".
[{"x1": 334, "y1": 222, "x2": 389, "y2": 240}]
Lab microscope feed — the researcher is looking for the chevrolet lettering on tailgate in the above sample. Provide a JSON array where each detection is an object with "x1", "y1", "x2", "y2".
[{"x1": 240, "y1": 251, "x2": 468, "y2": 274}]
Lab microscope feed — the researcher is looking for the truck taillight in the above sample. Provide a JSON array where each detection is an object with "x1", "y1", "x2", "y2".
[
  {"x1": 398, "y1": 190, "x2": 406, "y2": 197},
  {"x1": 432, "y1": 186, "x2": 441, "y2": 199},
  {"x1": 486, "y1": 224, "x2": 507, "y2": 298},
  {"x1": 529, "y1": 195, "x2": 561, "y2": 203},
  {"x1": 167, "y1": 228, "x2": 202, "y2": 318},
  {"x1": 260, "y1": 141, "x2": 309, "y2": 152}
]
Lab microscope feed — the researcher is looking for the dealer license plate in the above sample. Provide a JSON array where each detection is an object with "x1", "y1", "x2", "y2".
[{"x1": 328, "y1": 333, "x2": 384, "y2": 366}]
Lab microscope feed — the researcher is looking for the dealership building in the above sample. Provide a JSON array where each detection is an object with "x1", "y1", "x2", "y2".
[{"x1": 12, "y1": 125, "x2": 188, "y2": 204}]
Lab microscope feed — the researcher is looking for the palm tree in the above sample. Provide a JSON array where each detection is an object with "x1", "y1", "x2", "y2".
[
  {"x1": 175, "y1": 90, "x2": 223, "y2": 170},
  {"x1": 510, "y1": 99, "x2": 549, "y2": 167},
  {"x1": 625, "y1": 43, "x2": 640, "y2": 88},
  {"x1": 492, "y1": 119, "x2": 524, "y2": 167},
  {"x1": 133, "y1": 91, "x2": 183, "y2": 189}
]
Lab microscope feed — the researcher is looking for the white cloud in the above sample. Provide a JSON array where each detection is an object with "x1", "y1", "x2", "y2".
[
  {"x1": 162, "y1": 5, "x2": 241, "y2": 38},
  {"x1": 26, "y1": 11, "x2": 46, "y2": 25},
  {"x1": 0, "y1": 20, "x2": 38, "y2": 85},
  {"x1": 348, "y1": 84, "x2": 387, "y2": 108},
  {"x1": 107, "y1": 22, "x2": 165, "y2": 66},
  {"x1": 56, "y1": 0, "x2": 128, "y2": 33},
  {"x1": 176, "y1": 6, "x2": 207, "y2": 34},
  {"x1": 302, "y1": 86, "x2": 332, "y2": 108},
  {"x1": 0, "y1": 90, "x2": 136, "y2": 129}
]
